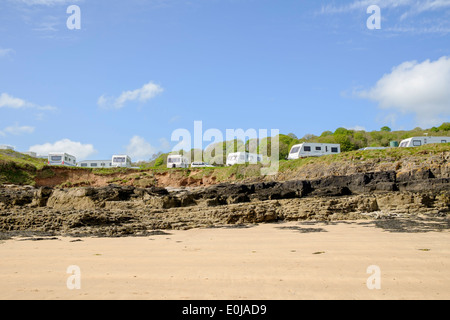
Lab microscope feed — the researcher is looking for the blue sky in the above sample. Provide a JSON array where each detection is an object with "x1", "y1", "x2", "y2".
[{"x1": 1, "y1": 0, "x2": 450, "y2": 160}]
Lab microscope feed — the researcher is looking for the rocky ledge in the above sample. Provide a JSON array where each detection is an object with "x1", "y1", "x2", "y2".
[{"x1": 0, "y1": 169, "x2": 449, "y2": 237}]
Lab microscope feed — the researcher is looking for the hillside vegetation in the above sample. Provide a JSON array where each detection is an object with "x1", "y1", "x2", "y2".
[
  {"x1": 1, "y1": 123, "x2": 449, "y2": 187},
  {"x1": 140, "y1": 122, "x2": 450, "y2": 168},
  {"x1": 0, "y1": 149, "x2": 47, "y2": 185}
]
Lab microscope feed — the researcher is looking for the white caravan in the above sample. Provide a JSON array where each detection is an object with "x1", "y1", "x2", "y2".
[
  {"x1": 226, "y1": 152, "x2": 262, "y2": 166},
  {"x1": 111, "y1": 155, "x2": 132, "y2": 168},
  {"x1": 78, "y1": 160, "x2": 113, "y2": 168},
  {"x1": 48, "y1": 153, "x2": 77, "y2": 166},
  {"x1": 287, "y1": 143, "x2": 341, "y2": 160},
  {"x1": 399, "y1": 136, "x2": 449, "y2": 148},
  {"x1": 167, "y1": 154, "x2": 190, "y2": 168}
]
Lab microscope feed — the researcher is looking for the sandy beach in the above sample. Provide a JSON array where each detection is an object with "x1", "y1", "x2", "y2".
[{"x1": 0, "y1": 220, "x2": 449, "y2": 300}]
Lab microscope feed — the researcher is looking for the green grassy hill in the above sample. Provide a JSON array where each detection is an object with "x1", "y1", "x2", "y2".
[
  {"x1": 0, "y1": 150, "x2": 47, "y2": 185},
  {"x1": 1, "y1": 123, "x2": 449, "y2": 186},
  {"x1": 140, "y1": 122, "x2": 450, "y2": 169}
]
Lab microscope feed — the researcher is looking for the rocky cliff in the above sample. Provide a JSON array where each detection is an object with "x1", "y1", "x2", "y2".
[{"x1": 1, "y1": 165, "x2": 448, "y2": 237}]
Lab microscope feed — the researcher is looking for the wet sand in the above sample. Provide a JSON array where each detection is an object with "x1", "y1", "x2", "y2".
[{"x1": 0, "y1": 220, "x2": 449, "y2": 300}]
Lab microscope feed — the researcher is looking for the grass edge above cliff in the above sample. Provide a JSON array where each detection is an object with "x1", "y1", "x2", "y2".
[{"x1": 1, "y1": 143, "x2": 449, "y2": 186}]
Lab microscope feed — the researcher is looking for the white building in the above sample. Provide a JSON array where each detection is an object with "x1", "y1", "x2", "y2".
[
  {"x1": 399, "y1": 136, "x2": 449, "y2": 148},
  {"x1": 226, "y1": 152, "x2": 262, "y2": 166},
  {"x1": 111, "y1": 155, "x2": 132, "y2": 168},
  {"x1": 167, "y1": 154, "x2": 190, "y2": 168},
  {"x1": 287, "y1": 143, "x2": 341, "y2": 160},
  {"x1": 0, "y1": 145, "x2": 14, "y2": 151},
  {"x1": 48, "y1": 153, "x2": 77, "y2": 166},
  {"x1": 77, "y1": 160, "x2": 112, "y2": 168}
]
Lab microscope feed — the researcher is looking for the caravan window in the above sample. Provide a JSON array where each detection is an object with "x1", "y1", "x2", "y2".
[
  {"x1": 114, "y1": 157, "x2": 126, "y2": 163},
  {"x1": 90, "y1": 163, "x2": 98, "y2": 167},
  {"x1": 442, "y1": 140, "x2": 447, "y2": 143},
  {"x1": 81, "y1": 163, "x2": 88, "y2": 167},
  {"x1": 290, "y1": 147, "x2": 300, "y2": 154},
  {"x1": 315, "y1": 147, "x2": 322, "y2": 151},
  {"x1": 304, "y1": 146, "x2": 311, "y2": 152},
  {"x1": 413, "y1": 140, "x2": 422, "y2": 147},
  {"x1": 51, "y1": 156, "x2": 62, "y2": 161},
  {"x1": 331, "y1": 147, "x2": 338, "y2": 153}
]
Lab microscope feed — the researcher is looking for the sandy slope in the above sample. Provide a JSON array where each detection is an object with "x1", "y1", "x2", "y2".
[{"x1": 0, "y1": 221, "x2": 449, "y2": 300}]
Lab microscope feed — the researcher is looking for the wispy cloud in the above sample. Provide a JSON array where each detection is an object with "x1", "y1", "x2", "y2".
[
  {"x1": 0, "y1": 93, "x2": 58, "y2": 111},
  {"x1": 320, "y1": 0, "x2": 450, "y2": 15},
  {"x1": 32, "y1": 16, "x2": 59, "y2": 32},
  {"x1": 0, "y1": 48, "x2": 15, "y2": 58},
  {"x1": 98, "y1": 81, "x2": 164, "y2": 110},
  {"x1": 320, "y1": 0, "x2": 450, "y2": 34},
  {"x1": 1, "y1": 123, "x2": 35, "y2": 136}
]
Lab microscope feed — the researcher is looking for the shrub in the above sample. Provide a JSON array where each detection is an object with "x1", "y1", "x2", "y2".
[
  {"x1": 154, "y1": 157, "x2": 164, "y2": 167},
  {"x1": 439, "y1": 122, "x2": 450, "y2": 131}
]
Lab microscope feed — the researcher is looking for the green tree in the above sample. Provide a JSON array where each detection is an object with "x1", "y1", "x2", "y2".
[
  {"x1": 334, "y1": 134, "x2": 356, "y2": 152},
  {"x1": 438, "y1": 122, "x2": 450, "y2": 131},
  {"x1": 154, "y1": 157, "x2": 164, "y2": 167},
  {"x1": 320, "y1": 130, "x2": 333, "y2": 137},
  {"x1": 381, "y1": 126, "x2": 391, "y2": 132},
  {"x1": 334, "y1": 127, "x2": 351, "y2": 135}
]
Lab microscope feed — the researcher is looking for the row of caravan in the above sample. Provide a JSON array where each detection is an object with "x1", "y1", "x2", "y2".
[
  {"x1": 46, "y1": 136, "x2": 449, "y2": 168},
  {"x1": 166, "y1": 152, "x2": 264, "y2": 168},
  {"x1": 166, "y1": 136, "x2": 449, "y2": 168},
  {"x1": 48, "y1": 153, "x2": 132, "y2": 168}
]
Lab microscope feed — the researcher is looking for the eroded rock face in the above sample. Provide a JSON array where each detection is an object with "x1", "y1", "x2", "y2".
[{"x1": 0, "y1": 169, "x2": 449, "y2": 236}]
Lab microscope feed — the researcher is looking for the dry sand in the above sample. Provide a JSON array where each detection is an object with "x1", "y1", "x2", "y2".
[{"x1": 0, "y1": 220, "x2": 449, "y2": 300}]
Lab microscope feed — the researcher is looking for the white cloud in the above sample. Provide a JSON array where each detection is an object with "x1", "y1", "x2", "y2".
[
  {"x1": 2, "y1": 123, "x2": 35, "y2": 135},
  {"x1": 0, "y1": 92, "x2": 57, "y2": 111},
  {"x1": 125, "y1": 136, "x2": 157, "y2": 161},
  {"x1": 98, "y1": 82, "x2": 164, "y2": 109},
  {"x1": 0, "y1": 93, "x2": 28, "y2": 108},
  {"x1": 0, "y1": 48, "x2": 14, "y2": 58},
  {"x1": 358, "y1": 56, "x2": 450, "y2": 127},
  {"x1": 29, "y1": 139, "x2": 96, "y2": 159}
]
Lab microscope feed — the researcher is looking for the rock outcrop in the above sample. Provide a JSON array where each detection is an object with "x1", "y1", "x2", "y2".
[{"x1": 0, "y1": 168, "x2": 448, "y2": 237}]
